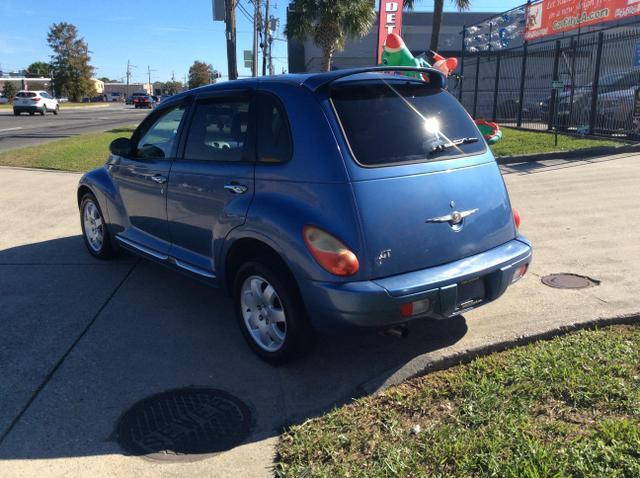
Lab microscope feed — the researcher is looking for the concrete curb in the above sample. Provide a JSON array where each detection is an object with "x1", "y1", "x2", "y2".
[
  {"x1": 0, "y1": 165, "x2": 82, "y2": 175},
  {"x1": 496, "y1": 143, "x2": 640, "y2": 164},
  {"x1": 359, "y1": 312, "x2": 640, "y2": 396}
]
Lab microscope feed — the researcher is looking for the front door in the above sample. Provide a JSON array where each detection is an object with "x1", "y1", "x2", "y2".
[
  {"x1": 110, "y1": 104, "x2": 186, "y2": 255},
  {"x1": 166, "y1": 93, "x2": 255, "y2": 278}
]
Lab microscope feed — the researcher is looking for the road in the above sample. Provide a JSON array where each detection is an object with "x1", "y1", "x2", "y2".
[
  {"x1": 0, "y1": 153, "x2": 639, "y2": 476},
  {"x1": 0, "y1": 104, "x2": 149, "y2": 152}
]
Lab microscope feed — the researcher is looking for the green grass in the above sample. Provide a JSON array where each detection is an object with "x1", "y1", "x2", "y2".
[
  {"x1": 490, "y1": 127, "x2": 623, "y2": 157},
  {"x1": 0, "y1": 126, "x2": 135, "y2": 172},
  {"x1": 276, "y1": 325, "x2": 640, "y2": 478}
]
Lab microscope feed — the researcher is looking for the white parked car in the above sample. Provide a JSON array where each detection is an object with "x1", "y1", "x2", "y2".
[{"x1": 13, "y1": 90, "x2": 59, "y2": 116}]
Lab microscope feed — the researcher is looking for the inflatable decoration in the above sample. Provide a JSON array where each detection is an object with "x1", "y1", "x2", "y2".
[
  {"x1": 474, "y1": 119, "x2": 503, "y2": 144},
  {"x1": 379, "y1": 33, "x2": 458, "y2": 79}
]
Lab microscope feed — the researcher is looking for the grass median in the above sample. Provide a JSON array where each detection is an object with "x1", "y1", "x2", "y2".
[
  {"x1": 491, "y1": 126, "x2": 623, "y2": 157},
  {"x1": 0, "y1": 124, "x2": 626, "y2": 173},
  {"x1": 276, "y1": 324, "x2": 640, "y2": 478},
  {"x1": 0, "y1": 126, "x2": 135, "y2": 172}
]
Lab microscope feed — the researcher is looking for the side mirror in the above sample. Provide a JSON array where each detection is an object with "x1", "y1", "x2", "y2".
[{"x1": 109, "y1": 137, "x2": 132, "y2": 156}]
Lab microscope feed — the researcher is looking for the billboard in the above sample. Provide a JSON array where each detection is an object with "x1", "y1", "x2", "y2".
[
  {"x1": 525, "y1": 0, "x2": 640, "y2": 40},
  {"x1": 377, "y1": 0, "x2": 404, "y2": 63}
]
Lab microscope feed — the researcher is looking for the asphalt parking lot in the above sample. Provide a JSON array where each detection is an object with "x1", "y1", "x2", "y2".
[
  {"x1": 0, "y1": 153, "x2": 639, "y2": 477},
  {"x1": 0, "y1": 104, "x2": 148, "y2": 152}
]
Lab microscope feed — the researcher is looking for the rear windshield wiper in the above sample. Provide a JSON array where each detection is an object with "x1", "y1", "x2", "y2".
[{"x1": 428, "y1": 137, "x2": 479, "y2": 156}]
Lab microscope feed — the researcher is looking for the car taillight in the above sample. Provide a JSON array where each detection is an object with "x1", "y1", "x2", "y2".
[
  {"x1": 513, "y1": 208, "x2": 521, "y2": 229},
  {"x1": 31, "y1": 97, "x2": 41, "y2": 102},
  {"x1": 511, "y1": 264, "x2": 528, "y2": 283},
  {"x1": 303, "y1": 225, "x2": 359, "y2": 276}
]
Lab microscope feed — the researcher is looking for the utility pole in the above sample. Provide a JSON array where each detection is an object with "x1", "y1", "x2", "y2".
[
  {"x1": 253, "y1": 0, "x2": 260, "y2": 76},
  {"x1": 262, "y1": 0, "x2": 269, "y2": 76},
  {"x1": 147, "y1": 65, "x2": 156, "y2": 95},
  {"x1": 126, "y1": 60, "x2": 136, "y2": 97},
  {"x1": 225, "y1": 0, "x2": 238, "y2": 80}
]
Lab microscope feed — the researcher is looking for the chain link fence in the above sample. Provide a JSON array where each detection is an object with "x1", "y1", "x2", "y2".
[{"x1": 455, "y1": 21, "x2": 640, "y2": 139}]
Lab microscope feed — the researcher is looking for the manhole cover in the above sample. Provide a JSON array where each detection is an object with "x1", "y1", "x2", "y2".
[
  {"x1": 117, "y1": 388, "x2": 253, "y2": 461},
  {"x1": 541, "y1": 273, "x2": 600, "y2": 289}
]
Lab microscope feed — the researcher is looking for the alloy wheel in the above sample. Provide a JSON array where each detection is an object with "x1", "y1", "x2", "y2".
[
  {"x1": 240, "y1": 275, "x2": 287, "y2": 352},
  {"x1": 83, "y1": 200, "x2": 104, "y2": 252}
]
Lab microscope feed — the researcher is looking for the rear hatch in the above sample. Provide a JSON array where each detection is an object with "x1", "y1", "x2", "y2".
[
  {"x1": 331, "y1": 79, "x2": 516, "y2": 279},
  {"x1": 15, "y1": 91, "x2": 38, "y2": 106}
]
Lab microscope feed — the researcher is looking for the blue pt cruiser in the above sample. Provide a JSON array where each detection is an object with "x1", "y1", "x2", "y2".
[{"x1": 78, "y1": 67, "x2": 532, "y2": 363}]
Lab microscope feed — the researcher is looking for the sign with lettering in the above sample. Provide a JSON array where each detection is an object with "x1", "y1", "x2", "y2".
[
  {"x1": 377, "y1": 0, "x2": 404, "y2": 63},
  {"x1": 524, "y1": 0, "x2": 640, "y2": 41}
]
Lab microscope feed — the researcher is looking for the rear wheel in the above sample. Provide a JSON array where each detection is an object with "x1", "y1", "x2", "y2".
[
  {"x1": 80, "y1": 193, "x2": 118, "y2": 260},
  {"x1": 233, "y1": 259, "x2": 313, "y2": 364},
  {"x1": 29, "y1": 112, "x2": 34, "y2": 116},
  {"x1": 53, "y1": 105, "x2": 59, "y2": 115}
]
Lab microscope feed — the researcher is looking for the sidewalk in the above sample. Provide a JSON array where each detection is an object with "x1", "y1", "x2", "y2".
[{"x1": 0, "y1": 153, "x2": 638, "y2": 477}]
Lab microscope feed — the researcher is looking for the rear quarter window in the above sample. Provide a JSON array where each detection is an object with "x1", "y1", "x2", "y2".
[{"x1": 331, "y1": 81, "x2": 486, "y2": 167}]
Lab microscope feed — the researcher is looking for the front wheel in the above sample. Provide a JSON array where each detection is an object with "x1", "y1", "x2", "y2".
[
  {"x1": 53, "y1": 105, "x2": 59, "y2": 115},
  {"x1": 233, "y1": 259, "x2": 313, "y2": 364},
  {"x1": 80, "y1": 193, "x2": 118, "y2": 260}
]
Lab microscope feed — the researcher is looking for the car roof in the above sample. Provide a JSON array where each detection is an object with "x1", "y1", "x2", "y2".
[{"x1": 166, "y1": 67, "x2": 444, "y2": 104}]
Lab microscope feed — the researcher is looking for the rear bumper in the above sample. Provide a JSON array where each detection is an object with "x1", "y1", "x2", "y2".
[
  {"x1": 300, "y1": 236, "x2": 532, "y2": 329},
  {"x1": 14, "y1": 105, "x2": 44, "y2": 113}
]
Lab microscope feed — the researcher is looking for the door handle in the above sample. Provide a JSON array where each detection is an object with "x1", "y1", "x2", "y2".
[
  {"x1": 151, "y1": 174, "x2": 167, "y2": 184},
  {"x1": 224, "y1": 183, "x2": 248, "y2": 194}
]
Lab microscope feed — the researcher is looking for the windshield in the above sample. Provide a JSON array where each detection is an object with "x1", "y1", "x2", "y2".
[{"x1": 331, "y1": 80, "x2": 486, "y2": 166}]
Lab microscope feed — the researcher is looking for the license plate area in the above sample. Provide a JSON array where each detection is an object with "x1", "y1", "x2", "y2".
[{"x1": 455, "y1": 277, "x2": 486, "y2": 312}]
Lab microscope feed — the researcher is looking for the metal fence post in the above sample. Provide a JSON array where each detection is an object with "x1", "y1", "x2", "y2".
[
  {"x1": 492, "y1": 51, "x2": 501, "y2": 121},
  {"x1": 588, "y1": 31, "x2": 605, "y2": 135},
  {"x1": 459, "y1": 26, "x2": 466, "y2": 101},
  {"x1": 472, "y1": 54, "x2": 480, "y2": 118},
  {"x1": 517, "y1": 41, "x2": 528, "y2": 127},
  {"x1": 548, "y1": 40, "x2": 561, "y2": 130}
]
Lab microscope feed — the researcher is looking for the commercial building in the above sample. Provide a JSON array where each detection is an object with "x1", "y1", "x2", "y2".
[
  {"x1": 287, "y1": 11, "x2": 497, "y2": 72},
  {"x1": 102, "y1": 82, "x2": 152, "y2": 96}
]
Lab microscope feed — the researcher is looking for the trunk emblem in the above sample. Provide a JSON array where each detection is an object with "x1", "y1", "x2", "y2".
[{"x1": 426, "y1": 208, "x2": 479, "y2": 226}]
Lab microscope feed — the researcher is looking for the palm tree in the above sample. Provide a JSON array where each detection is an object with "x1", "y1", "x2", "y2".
[
  {"x1": 286, "y1": 0, "x2": 376, "y2": 72},
  {"x1": 430, "y1": 0, "x2": 471, "y2": 52}
]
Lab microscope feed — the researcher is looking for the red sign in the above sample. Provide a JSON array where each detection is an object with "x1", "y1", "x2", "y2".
[
  {"x1": 525, "y1": 0, "x2": 640, "y2": 40},
  {"x1": 377, "y1": 0, "x2": 404, "y2": 63}
]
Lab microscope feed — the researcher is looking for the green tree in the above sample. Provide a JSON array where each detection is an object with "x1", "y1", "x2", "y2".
[
  {"x1": 286, "y1": 0, "x2": 376, "y2": 71},
  {"x1": 26, "y1": 61, "x2": 51, "y2": 78},
  {"x1": 188, "y1": 61, "x2": 217, "y2": 89},
  {"x1": 2, "y1": 82, "x2": 17, "y2": 103},
  {"x1": 164, "y1": 80, "x2": 183, "y2": 95},
  {"x1": 98, "y1": 76, "x2": 114, "y2": 83},
  {"x1": 47, "y1": 22, "x2": 96, "y2": 101},
  {"x1": 430, "y1": 0, "x2": 470, "y2": 52}
]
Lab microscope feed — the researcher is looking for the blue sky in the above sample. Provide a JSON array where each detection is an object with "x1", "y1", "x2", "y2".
[{"x1": 0, "y1": 0, "x2": 522, "y2": 84}]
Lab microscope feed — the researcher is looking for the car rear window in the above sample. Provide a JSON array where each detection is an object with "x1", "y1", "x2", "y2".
[
  {"x1": 17, "y1": 92, "x2": 37, "y2": 98},
  {"x1": 331, "y1": 81, "x2": 486, "y2": 167}
]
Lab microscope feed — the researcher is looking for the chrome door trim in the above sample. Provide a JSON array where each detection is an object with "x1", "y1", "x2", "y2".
[
  {"x1": 116, "y1": 235, "x2": 169, "y2": 260},
  {"x1": 174, "y1": 259, "x2": 217, "y2": 279}
]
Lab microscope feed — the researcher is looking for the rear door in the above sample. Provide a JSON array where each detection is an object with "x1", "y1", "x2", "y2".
[
  {"x1": 331, "y1": 81, "x2": 516, "y2": 278},
  {"x1": 166, "y1": 91, "x2": 255, "y2": 278}
]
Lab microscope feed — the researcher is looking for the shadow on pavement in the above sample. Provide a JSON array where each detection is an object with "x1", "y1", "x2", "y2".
[{"x1": 0, "y1": 235, "x2": 467, "y2": 460}]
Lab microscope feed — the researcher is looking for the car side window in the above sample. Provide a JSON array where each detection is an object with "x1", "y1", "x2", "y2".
[
  {"x1": 256, "y1": 93, "x2": 292, "y2": 163},
  {"x1": 183, "y1": 99, "x2": 250, "y2": 162},
  {"x1": 136, "y1": 105, "x2": 186, "y2": 159}
]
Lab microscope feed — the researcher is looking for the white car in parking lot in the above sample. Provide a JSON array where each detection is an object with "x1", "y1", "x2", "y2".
[{"x1": 13, "y1": 90, "x2": 59, "y2": 116}]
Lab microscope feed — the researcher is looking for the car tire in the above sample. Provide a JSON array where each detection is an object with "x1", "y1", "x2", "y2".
[
  {"x1": 233, "y1": 259, "x2": 313, "y2": 364},
  {"x1": 79, "y1": 193, "x2": 119, "y2": 260},
  {"x1": 29, "y1": 112, "x2": 34, "y2": 116},
  {"x1": 13, "y1": 111, "x2": 19, "y2": 116},
  {"x1": 53, "y1": 105, "x2": 59, "y2": 115}
]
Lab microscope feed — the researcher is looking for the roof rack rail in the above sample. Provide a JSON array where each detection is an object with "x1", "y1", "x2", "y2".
[{"x1": 301, "y1": 66, "x2": 446, "y2": 93}]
